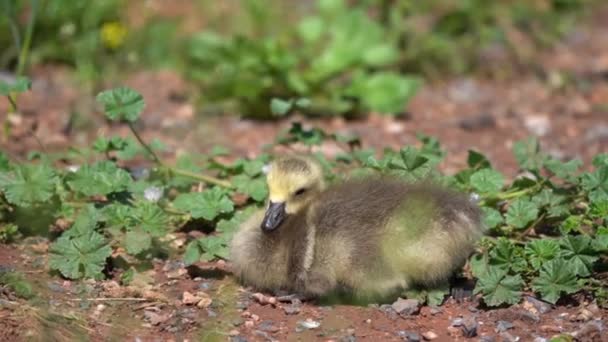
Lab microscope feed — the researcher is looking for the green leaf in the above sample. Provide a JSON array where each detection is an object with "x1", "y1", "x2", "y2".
[
  {"x1": 481, "y1": 207, "x2": 503, "y2": 229},
  {"x1": 96, "y1": 86, "x2": 145, "y2": 122},
  {"x1": 270, "y1": 98, "x2": 293, "y2": 116},
  {"x1": 513, "y1": 137, "x2": 544, "y2": 171},
  {"x1": 183, "y1": 240, "x2": 202, "y2": 266},
  {"x1": 589, "y1": 200, "x2": 608, "y2": 219},
  {"x1": 544, "y1": 158, "x2": 581, "y2": 181},
  {"x1": 198, "y1": 235, "x2": 230, "y2": 261},
  {"x1": 470, "y1": 169, "x2": 504, "y2": 194},
  {"x1": 173, "y1": 187, "x2": 234, "y2": 221},
  {"x1": 67, "y1": 161, "x2": 132, "y2": 196},
  {"x1": 389, "y1": 146, "x2": 435, "y2": 181},
  {"x1": 532, "y1": 259, "x2": 580, "y2": 304},
  {"x1": 489, "y1": 238, "x2": 528, "y2": 273},
  {"x1": 467, "y1": 150, "x2": 492, "y2": 169},
  {"x1": 558, "y1": 236, "x2": 598, "y2": 277},
  {"x1": 232, "y1": 175, "x2": 268, "y2": 202},
  {"x1": 0, "y1": 76, "x2": 31, "y2": 95},
  {"x1": 130, "y1": 202, "x2": 170, "y2": 237},
  {"x1": 474, "y1": 268, "x2": 523, "y2": 306},
  {"x1": 49, "y1": 230, "x2": 112, "y2": 280},
  {"x1": 0, "y1": 164, "x2": 57, "y2": 206},
  {"x1": 505, "y1": 198, "x2": 539, "y2": 229},
  {"x1": 350, "y1": 72, "x2": 420, "y2": 114},
  {"x1": 581, "y1": 166, "x2": 608, "y2": 203},
  {"x1": 0, "y1": 152, "x2": 10, "y2": 171},
  {"x1": 362, "y1": 44, "x2": 398, "y2": 66},
  {"x1": 125, "y1": 229, "x2": 152, "y2": 255},
  {"x1": 524, "y1": 239, "x2": 560, "y2": 270}
]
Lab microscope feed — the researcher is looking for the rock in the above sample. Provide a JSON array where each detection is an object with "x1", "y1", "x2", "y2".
[
  {"x1": 397, "y1": 330, "x2": 421, "y2": 342},
  {"x1": 230, "y1": 336, "x2": 248, "y2": 342},
  {"x1": 479, "y1": 336, "x2": 496, "y2": 342},
  {"x1": 539, "y1": 325, "x2": 562, "y2": 333},
  {"x1": 244, "y1": 320, "x2": 254, "y2": 328},
  {"x1": 570, "y1": 321, "x2": 603, "y2": 341},
  {"x1": 206, "y1": 309, "x2": 217, "y2": 318},
  {"x1": 532, "y1": 337, "x2": 547, "y2": 342},
  {"x1": 499, "y1": 332, "x2": 520, "y2": 342},
  {"x1": 584, "y1": 124, "x2": 608, "y2": 143},
  {"x1": 339, "y1": 336, "x2": 356, "y2": 342},
  {"x1": 429, "y1": 306, "x2": 442, "y2": 315},
  {"x1": 296, "y1": 319, "x2": 320, "y2": 332},
  {"x1": 253, "y1": 330, "x2": 277, "y2": 342},
  {"x1": 228, "y1": 329, "x2": 240, "y2": 336},
  {"x1": 458, "y1": 113, "x2": 496, "y2": 131},
  {"x1": 524, "y1": 115, "x2": 551, "y2": 136},
  {"x1": 451, "y1": 318, "x2": 465, "y2": 327},
  {"x1": 421, "y1": 331, "x2": 438, "y2": 340},
  {"x1": 496, "y1": 320, "x2": 514, "y2": 333},
  {"x1": 143, "y1": 310, "x2": 170, "y2": 326},
  {"x1": 283, "y1": 303, "x2": 301, "y2": 315},
  {"x1": 258, "y1": 320, "x2": 279, "y2": 333},
  {"x1": 181, "y1": 291, "x2": 199, "y2": 305},
  {"x1": 524, "y1": 296, "x2": 552, "y2": 314},
  {"x1": 380, "y1": 304, "x2": 399, "y2": 320},
  {"x1": 252, "y1": 292, "x2": 277, "y2": 306},
  {"x1": 391, "y1": 298, "x2": 421, "y2": 316},
  {"x1": 196, "y1": 293, "x2": 213, "y2": 308},
  {"x1": 232, "y1": 318, "x2": 245, "y2": 327},
  {"x1": 460, "y1": 316, "x2": 478, "y2": 337},
  {"x1": 198, "y1": 281, "x2": 212, "y2": 290},
  {"x1": 251, "y1": 314, "x2": 260, "y2": 322}
]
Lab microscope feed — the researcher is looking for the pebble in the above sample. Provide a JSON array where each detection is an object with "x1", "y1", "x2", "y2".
[
  {"x1": 258, "y1": 320, "x2": 279, "y2": 333},
  {"x1": 232, "y1": 318, "x2": 245, "y2": 327},
  {"x1": 458, "y1": 113, "x2": 496, "y2": 131},
  {"x1": 230, "y1": 337, "x2": 248, "y2": 342},
  {"x1": 523, "y1": 296, "x2": 552, "y2": 314},
  {"x1": 539, "y1": 325, "x2": 562, "y2": 333},
  {"x1": 429, "y1": 306, "x2": 442, "y2": 315},
  {"x1": 451, "y1": 318, "x2": 464, "y2": 327},
  {"x1": 524, "y1": 115, "x2": 551, "y2": 136},
  {"x1": 460, "y1": 316, "x2": 478, "y2": 338},
  {"x1": 391, "y1": 298, "x2": 421, "y2": 316},
  {"x1": 251, "y1": 314, "x2": 260, "y2": 322},
  {"x1": 532, "y1": 337, "x2": 547, "y2": 342},
  {"x1": 495, "y1": 320, "x2": 514, "y2": 332},
  {"x1": 296, "y1": 319, "x2": 321, "y2": 332},
  {"x1": 253, "y1": 330, "x2": 276, "y2": 342},
  {"x1": 421, "y1": 331, "x2": 438, "y2": 340},
  {"x1": 571, "y1": 321, "x2": 604, "y2": 341},
  {"x1": 397, "y1": 330, "x2": 421, "y2": 342},
  {"x1": 283, "y1": 303, "x2": 301, "y2": 315},
  {"x1": 244, "y1": 320, "x2": 254, "y2": 328},
  {"x1": 251, "y1": 292, "x2": 278, "y2": 306},
  {"x1": 228, "y1": 329, "x2": 240, "y2": 336},
  {"x1": 479, "y1": 336, "x2": 496, "y2": 342},
  {"x1": 499, "y1": 332, "x2": 520, "y2": 342}
]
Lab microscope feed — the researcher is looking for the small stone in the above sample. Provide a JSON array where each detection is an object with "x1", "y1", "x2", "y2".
[
  {"x1": 230, "y1": 337, "x2": 248, "y2": 342},
  {"x1": 391, "y1": 298, "x2": 421, "y2": 316},
  {"x1": 524, "y1": 115, "x2": 551, "y2": 136},
  {"x1": 244, "y1": 320, "x2": 254, "y2": 328},
  {"x1": 206, "y1": 309, "x2": 217, "y2": 318},
  {"x1": 532, "y1": 337, "x2": 547, "y2": 342},
  {"x1": 397, "y1": 330, "x2": 421, "y2": 342},
  {"x1": 228, "y1": 330, "x2": 240, "y2": 336},
  {"x1": 196, "y1": 293, "x2": 213, "y2": 308},
  {"x1": 143, "y1": 311, "x2": 169, "y2": 326},
  {"x1": 258, "y1": 320, "x2": 279, "y2": 333},
  {"x1": 429, "y1": 307, "x2": 442, "y2": 316},
  {"x1": 198, "y1": 282, "x2": 212, "y2": 290},
  {"x1": 458, "y1": 113, "x2": 496, "y2": 131},
  {"x1": 283, "y1": 303, "x2": 301, "y2": 315},
  {"x1": 495, "y1": 320, "x2": 514, "y2": 333},
  {"x1": 181, "y1": 291, "x2": 199, "y2": 305},
  {"x1": 296, "y1": 319, "x2": 320, "y2": 331},
  {"x1": 364, "y1": 319, "x2": 372, "y2": 324},
  {"x1": 499, "y1": 332, "x2": 519, "y2": 342},
  {"x1": 576, "y1": 308, "x2": 595, "y2": 322},
  {"x1": 460, "y1": 316, "x2": 478, "y2": 337},
  {"x1": 451, "y1": 318, "x2": 464, "y2": 327},
  {"x1": 253, "y1": 330, "x2": 274, "y2": 341},
  {"x1": 479, "y1": 336, "x2": 496, "y2": 342},
  {"x1": 524, "y1": 296, "x2": 552, "y2": 314},
  {"x1": 251, "y1": 314, "x2": 260, "y2": 321},
  {"x1": 421, "y1": 331, "x2": 438, "y2": 340},
  {"x1": 251, "y1": 292, "x2": 277, "y2": 306},
  {"x1": 166, "y1": 268, "x2": 187, "y2": 279},
  {"x1": 232, "y1": 318, "x2": 245, "y2": 326},
  {"x1": 571, "y1": 321, "x2": 603, "y2": 341}
]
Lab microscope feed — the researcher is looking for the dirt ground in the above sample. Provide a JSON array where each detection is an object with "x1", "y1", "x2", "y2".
[{"x1": 1, "y1": 4, "x2": 608, "y2": 342}]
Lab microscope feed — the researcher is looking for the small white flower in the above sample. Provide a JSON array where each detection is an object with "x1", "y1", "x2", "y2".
[
  {"x1": 262, "y1": 164, "x2": 272, "y2": 175},
  {"x1": 66, "y1": 165, "x2": 80, "y2": 173},
  {"x1": 469, "y1": 192, "x2": 480, "y2": 203},
  {"x1": 144, "y1": 186, "x2": 163, "y2": 202}
]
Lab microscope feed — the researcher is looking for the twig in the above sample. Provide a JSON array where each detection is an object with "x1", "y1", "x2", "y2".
[
  {"x1": 169, "y1": 167, "x2": 232, "y2": 189},
  {"x1": 15, "y1": 0, "x2": 38, "y2": 77},
  {"x1": 127, "y1": 122, "x2": 163, "y2": 165},
  {"x1": 64, "y1": 297, "x2": 153, "y2": 302}
]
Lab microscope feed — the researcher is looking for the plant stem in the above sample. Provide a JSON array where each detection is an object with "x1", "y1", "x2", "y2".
[
  {"x1": 126, "y1": 122, "x2": 232, "y2": 188},
  {"x1": 127, "y1": 122, "x2": 163, "y2": 165},
  {"x1": 6, "y1": 95, "x2": 18, "y2": 112},
  {"x1": 169, "y1": 167, "x2": 233, "y2": 189},
  {"x1": 15, "y1": 0, "x2": 38, "y2": 77}
]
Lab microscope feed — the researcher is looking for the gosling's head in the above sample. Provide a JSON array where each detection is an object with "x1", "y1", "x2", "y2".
[{"x1": 261, "y1": 155, "x2": 325, "y2": 232}]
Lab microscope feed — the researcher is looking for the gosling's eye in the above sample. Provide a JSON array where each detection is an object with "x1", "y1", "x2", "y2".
[{"x1": 294, "y1": 188, "x2": 307, "y2": 196}]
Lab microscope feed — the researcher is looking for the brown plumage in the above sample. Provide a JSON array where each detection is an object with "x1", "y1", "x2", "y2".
[{"x1": 230, "y1": 155, "x2": 484, "y2": 302}]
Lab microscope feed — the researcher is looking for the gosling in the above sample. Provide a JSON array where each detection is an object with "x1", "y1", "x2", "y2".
[{"x1": 230, "y1": 155, "x2": 484, "y2": 302}]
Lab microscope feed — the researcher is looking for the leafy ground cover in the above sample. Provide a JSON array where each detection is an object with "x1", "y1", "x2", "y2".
[{"x1": 0, "y1": 83, "x2": 607, "y2": 340}]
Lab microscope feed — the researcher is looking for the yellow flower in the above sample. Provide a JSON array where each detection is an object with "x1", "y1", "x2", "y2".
[{"x1": 101, "y1": 21, "x2": 127, "y2": 49}]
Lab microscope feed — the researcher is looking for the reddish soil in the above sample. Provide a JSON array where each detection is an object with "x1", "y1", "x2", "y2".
[{"x1": 1, "y1": 3, "x2": 608, "y2": 342}]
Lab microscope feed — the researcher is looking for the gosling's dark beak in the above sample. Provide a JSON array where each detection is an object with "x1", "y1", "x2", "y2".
[{"x1": 261, "y1": 201, "x2": 286, "y2": 232}]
